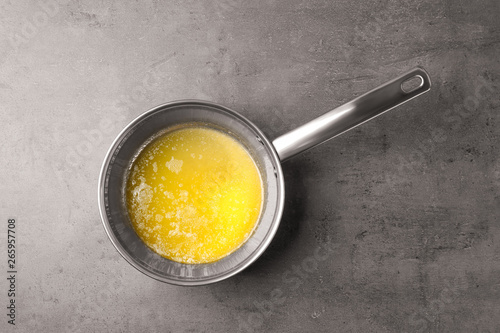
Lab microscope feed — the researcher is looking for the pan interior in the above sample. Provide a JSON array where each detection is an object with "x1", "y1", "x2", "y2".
[{"x1": 100, "y1": 101, "x2": 284, "y2": 284}]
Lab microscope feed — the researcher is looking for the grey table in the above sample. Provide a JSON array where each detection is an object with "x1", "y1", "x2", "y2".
[{"x1": 1, "y1": 0, "x2": 499, "y2": 332}]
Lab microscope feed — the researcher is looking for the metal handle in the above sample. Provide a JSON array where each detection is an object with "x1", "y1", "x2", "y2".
[{"x1": 272, "y1": 67, "x2": 431, "y2": 161}]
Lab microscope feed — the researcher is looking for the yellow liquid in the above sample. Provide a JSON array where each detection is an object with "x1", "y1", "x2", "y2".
[{"x1": 125, "y1": 125, "x2": 263, "y2": 264}]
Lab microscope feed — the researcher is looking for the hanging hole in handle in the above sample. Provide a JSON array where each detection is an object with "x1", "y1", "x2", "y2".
[{"x1": 401, "y1": 75, "x2": 424, "y2": 94}]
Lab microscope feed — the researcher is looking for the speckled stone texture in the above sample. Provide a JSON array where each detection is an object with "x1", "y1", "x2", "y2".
[{"x1": 1, "y1": 0, "x2": 499, "y2": 332}]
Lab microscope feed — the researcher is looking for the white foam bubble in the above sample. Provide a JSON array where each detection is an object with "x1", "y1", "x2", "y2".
[{"x1": 165, "y1": 156, "x2": 183, "y2": 174}]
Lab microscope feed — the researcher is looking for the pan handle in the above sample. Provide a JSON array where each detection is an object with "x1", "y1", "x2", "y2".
[{"x1": 272, "y1": 67, "x2": 431, "y2": 161}]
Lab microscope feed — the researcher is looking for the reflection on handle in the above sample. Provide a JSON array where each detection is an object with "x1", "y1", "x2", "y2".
[{"x1": 272, "y1": 67, "x2": 431, "y2": 161}]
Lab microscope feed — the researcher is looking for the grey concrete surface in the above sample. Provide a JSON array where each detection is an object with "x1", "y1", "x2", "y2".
[{"x1": 1, "y1": 0, "x2": 499, "y2": 332}]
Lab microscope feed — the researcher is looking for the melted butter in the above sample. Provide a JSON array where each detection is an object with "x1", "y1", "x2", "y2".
[{"x1": 126, "y1": 126, "x2": 263, "y2": 264}]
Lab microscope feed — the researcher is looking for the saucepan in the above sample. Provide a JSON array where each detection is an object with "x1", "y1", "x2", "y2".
[{"x1": 98, "y1": 67, "x2": 431, "y2": 285}]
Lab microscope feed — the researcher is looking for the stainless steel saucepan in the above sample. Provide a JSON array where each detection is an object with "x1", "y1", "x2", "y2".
[{"x1": 99, "y1": 67, "x2": 431, "y2": 285}]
